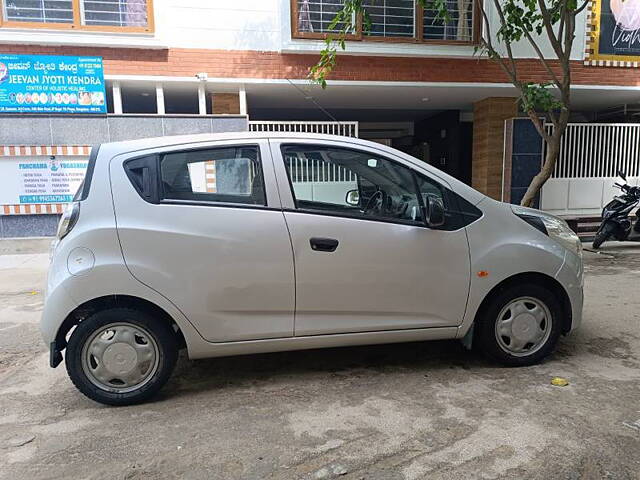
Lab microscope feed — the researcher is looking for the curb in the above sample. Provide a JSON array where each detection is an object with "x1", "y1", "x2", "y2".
[{"x1": 0, "y1": 237, "x2": 53, "y2": 255}]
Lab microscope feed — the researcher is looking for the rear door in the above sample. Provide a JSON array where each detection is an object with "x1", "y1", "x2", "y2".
[
  {"x1": 110, "y1": 139, "x2": 295, "y2": 343},
  {"x1": 270, "y1": 140, "x2": 471, "y2": 336}
]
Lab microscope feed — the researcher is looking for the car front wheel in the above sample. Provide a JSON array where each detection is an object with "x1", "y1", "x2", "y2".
[
  {"x1": 65, "y1": 308, "x2": 178, "y2": 406},
  {"x1": 475, "y1": 283, "x2": 563, "y2": 366}
]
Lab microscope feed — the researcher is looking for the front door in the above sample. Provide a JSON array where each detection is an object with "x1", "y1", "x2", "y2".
[
  {"x1": 272, "y1": 141, "x2": 471, "y2": 336},
  {"x1": 111, "y1": 140, "x2": 294, "y2": 343}
]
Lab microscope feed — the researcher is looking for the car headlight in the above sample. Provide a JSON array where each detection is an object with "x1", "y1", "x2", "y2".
[{"x1": 512, "y1": 206, "x2": 582, "y2": 257}]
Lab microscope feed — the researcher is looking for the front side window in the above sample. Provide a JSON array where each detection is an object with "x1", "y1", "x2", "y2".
[
  {"x1": 1, "y1": 0, "x2": 152, "y2": 30},
  {"x1": 160, "y1": 146, "x2": 266, "y2": 206},
  {"x1": 282, "y1": 144, "x2": 444, "y2": 225}
]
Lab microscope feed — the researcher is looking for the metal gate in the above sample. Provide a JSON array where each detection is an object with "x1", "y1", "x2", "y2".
[
  {"x1": 248, "y1": 121, "x2": 359, "y2": 137},
  {"x1": 541, "y1": 123, "x2": 640, "y2": 216}
]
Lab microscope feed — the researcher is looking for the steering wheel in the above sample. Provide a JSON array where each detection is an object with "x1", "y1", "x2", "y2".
[{"x1": 363, "y1": 190, "x2": 385, "y2": 216}]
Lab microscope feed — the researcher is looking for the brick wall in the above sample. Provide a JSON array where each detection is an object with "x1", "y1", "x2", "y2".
[{"x1": 1, "y1": 44, "x2": 639, "y2": 86}]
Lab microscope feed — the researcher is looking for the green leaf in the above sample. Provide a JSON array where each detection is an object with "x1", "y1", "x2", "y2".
[{"x1": 519, "y1": 82, "x2": 565, "y2": 113}]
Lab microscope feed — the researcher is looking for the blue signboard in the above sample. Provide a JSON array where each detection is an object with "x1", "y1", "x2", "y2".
[{"x1": 0, "y1": 54, "x2": 106, "y2": 114}]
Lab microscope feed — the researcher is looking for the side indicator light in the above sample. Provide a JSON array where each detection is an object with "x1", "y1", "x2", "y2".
[{"x1": 477, "y1": 271, "x2": 489, "y2": 278}]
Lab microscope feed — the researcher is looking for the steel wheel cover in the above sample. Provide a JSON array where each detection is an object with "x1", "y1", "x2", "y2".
[
  {"x1": 494, "y1": 297, "x2": 552, "y2": 357},
  {"x1": 81, "y1": 322, "x2": 160, "y2": 393}
]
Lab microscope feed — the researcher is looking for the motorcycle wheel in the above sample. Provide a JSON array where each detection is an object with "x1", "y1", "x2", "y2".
[{"x1": 593, "y1": 222, "x2": 615, "y2": 249}]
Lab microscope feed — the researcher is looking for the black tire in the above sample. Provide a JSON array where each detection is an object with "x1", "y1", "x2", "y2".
[
  {"x1": 65, "y1": 308, "x2": 178, "y2": 406},
  {"x1": 592, "y1": 221, "x2": 615, "y2": 249},
  {"x1": 474, "y1": 283, "x2": 563, "y2": 367}
]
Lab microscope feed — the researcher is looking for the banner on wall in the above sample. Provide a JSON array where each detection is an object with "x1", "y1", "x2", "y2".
[
  {"x1": 0, "y1": 157, "x2": 88, "y2": 205},
  {"x1": 0, "y1": 54, "x2": 106, "y2": 114},
  {"x1": 587, "y1": 0, "x2": 640, "y2": 64}
]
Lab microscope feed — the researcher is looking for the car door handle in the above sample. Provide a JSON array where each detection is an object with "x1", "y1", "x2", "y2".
[{"x1": 309, "y1": 237, "x2": 339, "y2": 252}]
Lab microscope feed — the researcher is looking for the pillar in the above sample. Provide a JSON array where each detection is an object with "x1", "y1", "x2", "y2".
[{"x1": 472, "y1": 97, "x2": 518, "y2": 200}]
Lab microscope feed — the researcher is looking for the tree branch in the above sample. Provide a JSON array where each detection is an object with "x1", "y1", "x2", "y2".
[
  {"x1": 491, "y1": 0, "x2": 519, "y2": 79},
  {"x1": 558, "y1": 1, "x2": 567, "y2": 46},
  {"x1": 526, "y1": 110, "x2": 551, "y2": 143},
  {"x1": 576, "y1": 0, "x2": 591, "y2": 14},
  {"x1": 561, "y1": 9, "x2": 575, "y2": 99},
  {"x1": 537, "y1": 0, "x2": 566, "y2": 59},
  {"x1": 521, "y1": 29, "x2": 564, "y2": 88}
]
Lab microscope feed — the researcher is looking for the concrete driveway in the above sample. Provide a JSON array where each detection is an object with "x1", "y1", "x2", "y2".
[{"x1": 1, "y1": 244, "x2": 639, "y2": 479}]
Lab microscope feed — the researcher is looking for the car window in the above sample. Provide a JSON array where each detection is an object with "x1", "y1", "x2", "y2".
[
  {"x1": 160, "y1": 146, "x2": 265, "y2": 205},
  {"x1": 414, "y1": 171, "x2": 446, "y2": 208},
  {"x1": 282, "y1": 145, "x2": 427, "y2": 224}
]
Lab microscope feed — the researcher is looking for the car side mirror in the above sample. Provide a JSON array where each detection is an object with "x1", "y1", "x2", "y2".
[
  {"x1": 345, "y1": 189, "x2": 360, "y2": 206},
  {"x1": 618, "y1": 169, "x2": 627, "y2": 181},
  {"x1": 423, "y1": 194, "x2": 445, "y2": 228}
]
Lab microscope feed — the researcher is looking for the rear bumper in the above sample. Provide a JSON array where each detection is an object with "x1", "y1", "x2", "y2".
[
  {"x1": 40, "y1": 283, "x2": 78, "y2": 361},
  {"x1": 49, "y1": 341, "x2": 63, "y2": 368}
]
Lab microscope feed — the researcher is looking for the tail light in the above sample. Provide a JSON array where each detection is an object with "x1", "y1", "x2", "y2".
[{"x1": 56, "y1": 202, "x2": 80, "y2": 240}]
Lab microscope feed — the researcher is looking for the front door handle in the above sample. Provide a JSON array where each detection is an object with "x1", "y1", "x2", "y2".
[{"x1": 310, "y1": 237, "x2": 339, "y2": 252}]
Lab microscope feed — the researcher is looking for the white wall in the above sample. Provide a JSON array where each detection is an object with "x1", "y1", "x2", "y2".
[
  {"x1": 541, "y1": 177, "x2": 640, "y2": 217},
  {"x1": 157, "y1": 0, "x2": 282, "y2": 50},
  {"x1": 282, "y1": 1, "x2": 587, "y2": 60},
  {"x1": 0, "y1": 0, "x2": 587, "y2": 62},
  {"x1": 486, "y1": 5, "x2": 587, "y2": 61},
  {"x1": 0, "y1": 0, "x2": 283, "y2": 50}
]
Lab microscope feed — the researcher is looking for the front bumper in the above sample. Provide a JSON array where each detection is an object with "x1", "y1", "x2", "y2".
[{"x1": 555, "y1": 250, "x2": 584, "y2": 333}]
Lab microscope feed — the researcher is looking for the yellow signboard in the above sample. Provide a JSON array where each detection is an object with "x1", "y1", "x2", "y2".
[{"x1": 586, "y1": 0, "x2": 640, "y2": 65}]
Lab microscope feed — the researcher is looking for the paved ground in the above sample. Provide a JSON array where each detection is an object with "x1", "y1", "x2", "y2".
[{"x1": 1, "y1": 244, "x2": 639, "y2": 480}]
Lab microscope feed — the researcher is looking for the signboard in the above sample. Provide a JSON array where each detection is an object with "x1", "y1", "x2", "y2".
[
  {"x1": 0, "y1": 157, "x2": 88, "y2": 205},
  {"x1": 587, "y1": 0, "x2": 640, "y2": 64},
  {"x1": 0, "y1": 54, "x2": 106, "y2": 114}
]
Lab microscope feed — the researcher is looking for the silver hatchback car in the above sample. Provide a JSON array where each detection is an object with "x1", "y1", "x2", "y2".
[{"x1": 42, "y1": 133, "x2": 583, "y2": 405}]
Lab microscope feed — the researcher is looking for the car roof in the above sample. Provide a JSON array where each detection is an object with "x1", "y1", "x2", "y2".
[{"x1": 99, "y1": 132, "x2": 399, "y2": 156}]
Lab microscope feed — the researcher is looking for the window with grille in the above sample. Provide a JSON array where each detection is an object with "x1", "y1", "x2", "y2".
[
  {"x1": 1, "y1": 0, "x2": 152, "y2": 29},
  {"x1": 423, "y1": 0, "x2": 473, "y2": 41},
  {"x1": 363, "y1": 0, "x2": 414, "y2": 38},
  {"x1": 3, "y1": 0, "x2": 74, "y2": 23},
  {"x1": 81, "y1": 0, "x2": 148, "y2": 27},
  {"x1": 296, "y1": 0, "x2": 351, "y2": 34},
  {"x1": 293, "y1": 0, "x2": 475, "y2": 43}
]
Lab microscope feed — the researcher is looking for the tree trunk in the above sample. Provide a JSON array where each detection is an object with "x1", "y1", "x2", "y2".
[
  {"x1": 520, "y1": 137, "x2": 558, "y2": 207},
  {"x1": 520, "y1": 112, "x2": 570, "y2": 208}
]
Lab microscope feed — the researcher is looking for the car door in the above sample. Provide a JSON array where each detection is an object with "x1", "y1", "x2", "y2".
[
  {"x1": 110, "y1": 139, "x2": 294, "y2": 343},
  {"x1": 270, "y1": 140, "x2": 471, "y2": 336}
]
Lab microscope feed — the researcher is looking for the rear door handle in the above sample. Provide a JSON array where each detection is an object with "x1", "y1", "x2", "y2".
[{"x1": 310, "y1": 237, "x2": 339, "y2": 252}]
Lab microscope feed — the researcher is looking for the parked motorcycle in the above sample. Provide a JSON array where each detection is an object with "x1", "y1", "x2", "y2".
[{"x1": 592, "y1": 170, "x2": 640, "y2": 249}]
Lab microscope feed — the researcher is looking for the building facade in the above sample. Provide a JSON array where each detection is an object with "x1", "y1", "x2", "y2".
[{"x1": 1, "y1": 0, "x2": 639, "y2": 236}]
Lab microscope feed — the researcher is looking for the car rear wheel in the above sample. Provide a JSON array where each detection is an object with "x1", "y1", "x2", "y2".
[
  {"x1": 475, "y1": 283, "x2": 562, "y2": 366},
  {"x1": 66, "y1": 308, "x2": 178, "y2": 406}
]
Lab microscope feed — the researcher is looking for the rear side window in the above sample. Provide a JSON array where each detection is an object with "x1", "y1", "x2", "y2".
[{"x1": 159, "y1": 146, "x2": 265, "y2": 206}]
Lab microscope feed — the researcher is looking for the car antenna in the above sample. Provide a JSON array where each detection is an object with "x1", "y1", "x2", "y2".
[{"x1": 286, "y1": 78, "x2": 341, "y2": 124}]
